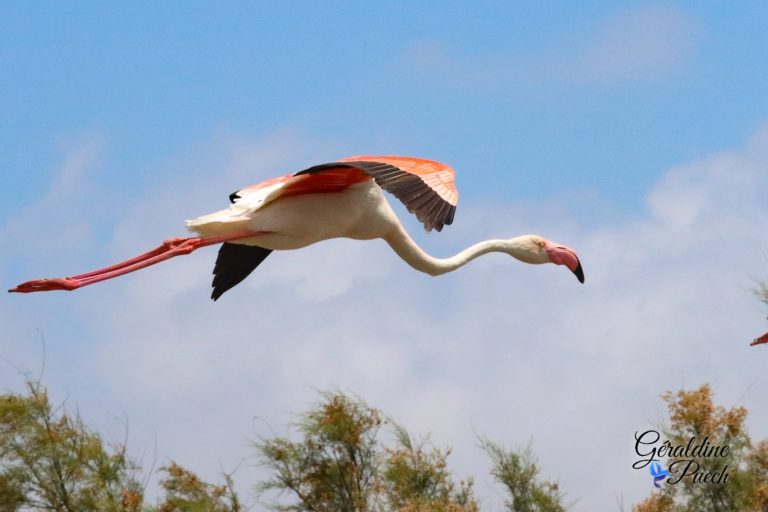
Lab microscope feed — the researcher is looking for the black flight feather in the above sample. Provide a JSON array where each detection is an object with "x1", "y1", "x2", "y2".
[{"x1": 211, "y1": 243, "x2": 272, "y2": 301}]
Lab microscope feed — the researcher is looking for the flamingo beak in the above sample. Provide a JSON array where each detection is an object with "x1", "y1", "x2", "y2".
[
  {"x1": 572, "y1": 260, "x2": 585, "y2": 283},
  {"x1": 544, "y1": 241, "x2": 585, "y2": 284}
]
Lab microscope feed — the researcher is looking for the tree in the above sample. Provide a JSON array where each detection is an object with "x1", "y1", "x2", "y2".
[
  {"x1": 633, "y1": 384, "x2": 768, "y2": 512},
  {"x1": 1, "y1": 380, "x2": 569, "y2": 511},
  {"x1": 0, "y1": 379, "x2": 240, "y2": 512},
  {"x1": 480, "y1": 439, "x2": 566, "y2": 512},
  {"x1": 255, "y1": 391, "x2": 566, "y2": 512},
  {"x1": 382, "y1": 423, "x2": 477, "y2": 512},
  {"x1": 255, "y1": 392, "x2": 384, "y2": 512},
  {"x1": 0, "y1": 380, "x2": 144, "y2": 511},
  {"x1": 156, "y1": 462, "x2": 242, "y2": 512}
]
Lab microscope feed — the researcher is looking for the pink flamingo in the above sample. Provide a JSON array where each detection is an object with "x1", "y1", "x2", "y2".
[{"x1": 10, "y1": 156, "x2": 584, "y2": 300}]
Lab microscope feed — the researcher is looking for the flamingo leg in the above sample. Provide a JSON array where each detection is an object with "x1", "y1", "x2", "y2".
[
  {"x1": 9, "y1": 231, "x2": 267, "y2": 294},
  {"x1": 751, "y1": 332, "x2": 768, "y2": 346}
]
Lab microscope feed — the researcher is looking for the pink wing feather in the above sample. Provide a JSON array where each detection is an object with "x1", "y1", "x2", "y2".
[{"x1": 229, "y1": 155, "x2": 459, "y2": 232}]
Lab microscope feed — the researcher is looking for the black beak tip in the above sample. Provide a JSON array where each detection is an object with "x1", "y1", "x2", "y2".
[{"x1": 572, "y1": 262, "x2": 585, "y2": 283}]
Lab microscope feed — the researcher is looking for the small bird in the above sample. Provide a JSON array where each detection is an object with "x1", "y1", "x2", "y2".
[{"x1": 10, "y1": 156, "x2": 584, "y2": 300}]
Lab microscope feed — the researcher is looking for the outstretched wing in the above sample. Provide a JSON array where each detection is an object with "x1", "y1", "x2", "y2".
[
  {"x1": 295, "y1": 156, "x2": 458, "y2": 232},
  {"x1": 225, "y1": 156, "x2": 458, "y2": 232}
]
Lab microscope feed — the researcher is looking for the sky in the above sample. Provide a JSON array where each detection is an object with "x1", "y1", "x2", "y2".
[{"x1": 2, "y1": 2, "x2": 768, "y2": 510}]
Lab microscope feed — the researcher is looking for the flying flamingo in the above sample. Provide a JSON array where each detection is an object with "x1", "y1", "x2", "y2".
[{"x1": 9, "y1": 156, "x2": 584, "y2": 300}]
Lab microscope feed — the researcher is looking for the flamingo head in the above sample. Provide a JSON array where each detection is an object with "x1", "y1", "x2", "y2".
[
  {"x1": 751, "y1": 332, "x2": 768, "y2": 346},
  {"x1": 511, "y1": 235, "x2": 585, "y2": 283}
]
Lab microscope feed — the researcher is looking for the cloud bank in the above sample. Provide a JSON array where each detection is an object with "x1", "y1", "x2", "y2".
[
  {"x1": 402, "y1": 5, "x2": 696, "y2": 90},
  {"x1": 3, "y1": 125, "x2": 768, "y2": 510}
]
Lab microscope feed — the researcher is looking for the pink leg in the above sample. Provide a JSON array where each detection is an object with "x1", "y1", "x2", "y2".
[{"x1": 9, "y1": 231, "x2": 267, "y2": 294}]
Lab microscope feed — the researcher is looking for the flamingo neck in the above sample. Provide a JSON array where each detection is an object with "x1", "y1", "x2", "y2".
[{"x1": 384, "y1": 227, "x2": 525, "y2": 276}]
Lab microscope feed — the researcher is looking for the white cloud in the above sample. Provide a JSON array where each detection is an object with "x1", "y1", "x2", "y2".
[
  {"x1": 402, "y1": 5, "x2": 696, "y2": 89},
  {"x1": 575, "y1": 5, "x2": 695, "y2": 84},
  {"x1": 0, "y1": 133, "x2": 106, "y2": 391},
  {"x1": 4, "y1": 125, "x2": 768, "y2": 510},
  {"x1": 49, "y1": 133, "x2": 106, "y2": 198},
  {"x1": 1, "y1": 133, "x2": 105, "y2": 269}
]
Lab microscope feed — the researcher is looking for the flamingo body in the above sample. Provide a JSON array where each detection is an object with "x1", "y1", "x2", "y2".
[
  {"x1": 187, "y1": 178, "x2": 398, "y2": 250},
  {"x1": 9, "y1": 155, "x2": 584, "y2": 300}
]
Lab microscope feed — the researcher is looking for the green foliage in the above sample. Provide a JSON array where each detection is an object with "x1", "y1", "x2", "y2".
[
  {"x1": 480, "y1": 439, "x2": 566, "y2": 512},
  {"x1": 382, "y1": 423, "x2": 477, "y2": 512},
  {"x1": 633, "y1": 384, "x2": 768, "y2": 512},
  {"x1": 155, "y1": 462, "x2": 241, "y2": 512},
  {"x1": 1, "y1": 381, "x2": 571, "y2": 512},
  {"x1": 255, "y1": 391, "x2": 566, "y2": 512},
  {"x1": 254, "y1": 392, "x2": 481, "y2": 512},
  {"x1": 255, "y1": 392, "x2": 382, "y2": 511},
  {"x1": 0, "y1": 379, "x2": 240, "y2": 512},
  {"x1": 754, "y1": 280, "x2": 768, "y2": 307},
  {"x1": 0, "y1": 380, "x2": 144, "y2": 512}
]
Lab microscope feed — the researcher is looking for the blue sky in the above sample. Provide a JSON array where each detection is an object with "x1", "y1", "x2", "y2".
[
  {"x1": 4, "y1": 2, "x2": 768, "y2": 213},
  {"x1": 3, "y1": 3, "x2": 768, "y2": 509}
]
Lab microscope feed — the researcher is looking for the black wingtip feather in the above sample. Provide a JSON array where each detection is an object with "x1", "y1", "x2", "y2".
[{"x1": 211, "y1": 243, "x2": 273, "y2": 301}]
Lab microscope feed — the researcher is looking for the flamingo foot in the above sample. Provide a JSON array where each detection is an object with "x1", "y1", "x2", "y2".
[
  {"x1": 751, "y1": 332, "x2": 768, "y2": 346},
  {"x1": 9, "y1": 278, "x2": 81, "y2": 293}
]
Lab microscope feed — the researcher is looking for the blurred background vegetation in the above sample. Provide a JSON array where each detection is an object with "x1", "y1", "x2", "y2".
[{"x1": 1, "y1": 379, "x2": 766, "y2": 511}]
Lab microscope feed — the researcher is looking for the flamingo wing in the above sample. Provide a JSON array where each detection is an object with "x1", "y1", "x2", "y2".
[
  {"x1": 296, "y1": 156, "x2": 458, "y2": 232},
  {"x1": 224, "y1": 167, "x2": 370, "y2": 214},
  {"x1": 227, "y1": 156, "x2": 457, "y2": 232}
]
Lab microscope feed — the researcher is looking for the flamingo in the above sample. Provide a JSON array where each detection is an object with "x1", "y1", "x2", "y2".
[{"x1": 9, "y1": 155, "x2": 584, "y2": 300}]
